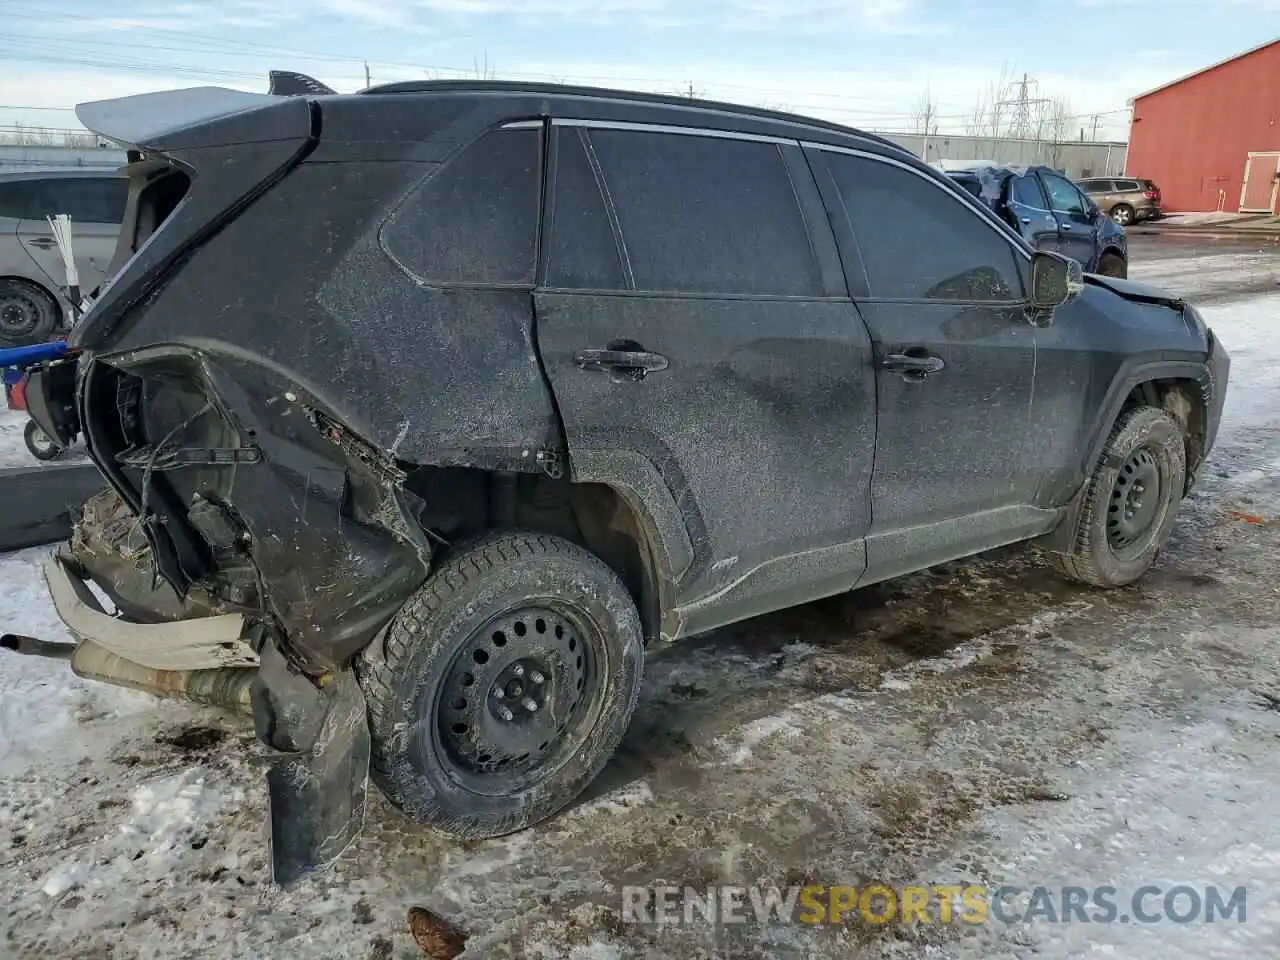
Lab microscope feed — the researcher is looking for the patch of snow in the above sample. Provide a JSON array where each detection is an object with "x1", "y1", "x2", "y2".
[
  {"x1": 718, "y1": 714, "x2": 805, "y2": 765},
  {"x1": 563, "y1": 779, "x2": 653, "y2": 819}
]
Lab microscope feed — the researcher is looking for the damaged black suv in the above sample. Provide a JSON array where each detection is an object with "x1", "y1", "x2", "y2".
[{"x1": 22, "y1": 80, "x2": 1229, "y2": 883}]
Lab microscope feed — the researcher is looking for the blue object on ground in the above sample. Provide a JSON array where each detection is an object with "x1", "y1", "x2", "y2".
[{"x1": 0, "y1": 341, "x2": 70, "y2": 369}]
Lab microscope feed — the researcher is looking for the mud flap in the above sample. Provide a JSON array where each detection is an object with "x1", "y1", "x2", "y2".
[{"x1": 252, "y1": 642, "x2": 370, "y2": 886}]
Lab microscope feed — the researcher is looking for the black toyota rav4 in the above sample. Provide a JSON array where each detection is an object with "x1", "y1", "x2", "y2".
[{"x1": 20, "y1": 81, "x2": 1229, "y2": 883}]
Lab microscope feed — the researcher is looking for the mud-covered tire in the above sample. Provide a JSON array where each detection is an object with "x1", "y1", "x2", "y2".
[
  {"x1": 1050, "y1": 405, "x2": 1186, "y2": 587},
  {"x1": 357, "y1": 531, "x2": 644, "y2": 838},
  {"x1": 0, "y1": 279, "x2": 60, "y2": 345},
  {"x1": 1096, "y1": 252, "x2": 1127, "y2": 279},
  {"x1": 23, "y1": 418, "x2": 62, "y2": 461}
]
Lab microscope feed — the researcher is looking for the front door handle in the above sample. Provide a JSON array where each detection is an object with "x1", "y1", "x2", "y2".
[
  {"x1": 1061, "y1": 223, "x2": 1073, "y2": 231},
  {"x1": 575, "y1": 347, "x2": 669, "y2": 381},
  {"x1": 27, "y1": 237, "x2": 57, "y2": 249},
  {"x1": 882, "y1": 351, "x2": 945, "y2": 382}
]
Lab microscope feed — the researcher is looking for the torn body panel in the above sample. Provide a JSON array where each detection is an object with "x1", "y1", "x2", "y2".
[{"x1": 76, "y1": 350, "x2": 437, "y2": 670}]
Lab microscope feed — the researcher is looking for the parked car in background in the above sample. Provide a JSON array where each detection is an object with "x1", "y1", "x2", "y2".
[
  {"x1": 0, "y1": 170, "x2": 127, "y2": 346},
  {"x1": 947, "y1": 164, "x2": 1128, "y2": 277},
  {"x1": 1077, "y1": 177, "x2": 1162, "y2": 226}
]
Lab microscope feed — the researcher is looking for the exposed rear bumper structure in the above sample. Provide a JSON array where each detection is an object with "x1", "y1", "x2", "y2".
[{"x1": 43, "y1": 551, "x2": 258, "y2": 671}]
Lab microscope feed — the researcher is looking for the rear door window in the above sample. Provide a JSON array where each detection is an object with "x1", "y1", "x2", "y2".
[
  {"x1": 821, "y1": 151, "x2": 1023, "y2": 302},
  {"x1": 560, "y1": 127, "x2": 823, "y2": 296},
  {"x1": 1010, "y1": 174, "x2": 1049, "y2": 208},
  {"x1": 1115, "y1": 179, "x2": 1141, "y2": 191},
  {"x1": 383, "y1": 127, "x2": 542, "y2": 286},
  {"x1": 1082, "y1": 179, "x2": 1114, "y2": 193},
  {"x1": 0, "y1": 177, "x2": 127, "y2": 223},
  {"x1": 0, "y1": 180, "x2": 39, "y2": 219},
  {"x1": 54, "y1": 178, "x2": 128, "y2": 223}
]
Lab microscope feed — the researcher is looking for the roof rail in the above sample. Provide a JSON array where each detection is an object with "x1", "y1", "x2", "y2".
[{"x1": 360, "y1": 79, "x2": 908, "y2": 156}]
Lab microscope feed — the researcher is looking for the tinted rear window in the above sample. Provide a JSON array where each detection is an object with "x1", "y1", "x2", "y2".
[
  {"x1": 0, "y1": 176, "x2": 126, "y2": 222},
  {"x1": 584, "y1": 129, "x2": 823, "y2": 296},
  {"x1": 545, "y1": 127, "x2": 628, "y2": 290},
  {"x1": 1081, "y1": 179, "x2": 1114, "y2": 193},
  {"x1": 1115, "y1": 179, "x2": 1141, "y2": 191}
]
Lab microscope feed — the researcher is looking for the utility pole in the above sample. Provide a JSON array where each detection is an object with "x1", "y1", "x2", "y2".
[
  {"x1": 996, "y1": 72, "x2": 1050, "y2": 138},
  {"x1": 364, "y1": 60, "x2": 372, "y2": 88},
  {"x1": 685, "y1": 80, "x2": 697, "y2": 98},
  {"x1": 1089, "y1": 114, "x2": 1101, "y2": 141}
]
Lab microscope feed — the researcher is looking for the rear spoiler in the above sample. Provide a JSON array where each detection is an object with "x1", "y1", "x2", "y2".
[{"x1": 76, "y1": 85, "x2": 314, "y2": 154}]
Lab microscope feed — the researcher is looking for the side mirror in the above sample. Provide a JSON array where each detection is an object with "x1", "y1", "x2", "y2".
[{"x1": 1029, "y1": 251, "x2": 1083, "y2": 312}]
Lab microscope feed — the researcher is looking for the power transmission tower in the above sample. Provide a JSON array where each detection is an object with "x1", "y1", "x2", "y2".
[{"x1": 996, "y1": 72, "x2": 1050, "y2": 138}]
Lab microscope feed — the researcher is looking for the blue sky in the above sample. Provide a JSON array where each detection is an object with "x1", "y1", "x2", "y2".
[{"x1": 2, "y1": 0, "x2": 1278, "y2": 140}]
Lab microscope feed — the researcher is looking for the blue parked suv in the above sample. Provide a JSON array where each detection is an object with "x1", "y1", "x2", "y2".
[{"x1": 947, "y1": 165, "x2": 1128, "y2": 278}]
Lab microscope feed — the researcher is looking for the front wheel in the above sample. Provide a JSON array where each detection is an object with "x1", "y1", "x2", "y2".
[
  {"x1": 358, "y1": 531, "x2": 644, "y2": 838},
  {"x1": 1096, "y1": 252, "x2": 1127, "y2": 279},
  {"x1": 24, "y1": 418, "x2": 63, "y2": 461},
  {"x1": 1049, "y1": 405, "x2": 1186, "y2": 587}
]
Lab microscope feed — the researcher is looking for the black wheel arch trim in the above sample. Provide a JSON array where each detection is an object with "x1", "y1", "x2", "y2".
[
  {"x1": 559, "y1": 447, "x2": 694, "y2": 640},
  {"x1": 1042, "y1": 358, "x2": 1213, "y2": 554}
]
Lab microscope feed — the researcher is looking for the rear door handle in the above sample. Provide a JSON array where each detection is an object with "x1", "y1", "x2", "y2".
[
  {"x1": 27, "y1": 237, "x2": 57, "y2": 249},
  {"x1": 575, "y1": 348, "x2": 669, "y2": 380},
  {"x1": 882, "y1": 352, "x2": 945, "y2": 382}
]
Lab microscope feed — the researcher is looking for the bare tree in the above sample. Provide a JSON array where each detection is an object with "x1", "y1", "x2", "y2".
[
  {"x1": 963, "y1": 64, "x2": 1018, "y2": 139},
  {"x1": 472, "y1": 52, "x2": 496, "y2": 80},
  {"x1": 910, "y1": 85, "x2": 939, "y2": 136}
]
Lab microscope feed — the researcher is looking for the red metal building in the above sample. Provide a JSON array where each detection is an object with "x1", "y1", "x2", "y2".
[{"x1": 1127, "y1": 38, "x2": 1280, "y2": 213}]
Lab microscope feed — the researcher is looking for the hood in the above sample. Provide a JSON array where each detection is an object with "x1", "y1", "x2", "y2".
[{"x1": 1084, "y1": 272, "x2": 1185, "y2": 310}]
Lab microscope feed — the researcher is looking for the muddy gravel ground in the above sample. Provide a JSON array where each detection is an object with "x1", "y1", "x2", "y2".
[{"x1": 1, "y1": 243, "x2": 1278, "y2": 959}]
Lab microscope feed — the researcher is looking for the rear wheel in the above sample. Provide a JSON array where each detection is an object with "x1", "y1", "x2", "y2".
[
  {"x1": 357, "y1": 531, "x2": 644, "y2": 838},
  {"x1": 23, "y1": 419, "x2": 62, "y2": 461},
  {"x1": 1109, "y1": 203, "x2": 1135, "y2": 227},
  {"x1": 0, "y1": 279, "x2": 60, "y2": 346},
  {"x1": 1050, "y1": 406, "x2": 1186, "y2": 587},
  {"x1": 1096, "y1": 252, "x2": 1127, "y2": 279}
]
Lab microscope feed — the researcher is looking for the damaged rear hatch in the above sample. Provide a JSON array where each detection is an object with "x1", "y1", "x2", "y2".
[
  {"x1": 29, "y1": 86, "x2": 435, "y2": 670},
  {"x1": 23, "y1": 87, "x2": 441, "y2": 884}
]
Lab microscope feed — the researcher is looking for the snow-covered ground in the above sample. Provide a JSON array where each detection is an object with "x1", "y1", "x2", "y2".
[
  {"x1": 1, "y1": 251, "x2": 1278, "y2": 959},
  {"x1": 0, "y1": 407, "x2": 86, "y2": 469}
]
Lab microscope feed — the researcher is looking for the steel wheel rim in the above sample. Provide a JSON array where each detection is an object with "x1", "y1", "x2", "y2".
[
  {"x1": 1107, "y1": 447, "x2": 1162, "y2": 551},
  {"x1": 0, "y1": 291, "x2": 40, "y2": 337},
  {"x1": 28, "y1": 427, "x2": 56, "y2": 456},
  {"x1": 427, "y1": 602, "x2": 603, "y2": 796},
  {"x1": 1112, "y1": 208, "x2": 1131, "y2": 226}
]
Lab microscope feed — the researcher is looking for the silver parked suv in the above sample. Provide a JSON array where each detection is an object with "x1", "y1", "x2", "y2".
[{"x1": 0, "y1": 170, "x2": 127, "y2": 345}]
